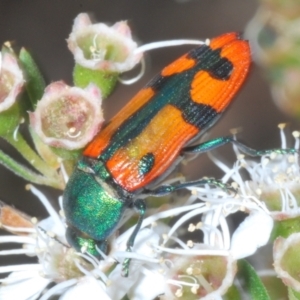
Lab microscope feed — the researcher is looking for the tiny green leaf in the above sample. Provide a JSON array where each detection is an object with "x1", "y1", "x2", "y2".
[
  {"x1": 0, "y1": 102, "x2": 22, "y2": 137},
  {"x1": 238, "y1": 259, "x2": 270, "y2": 300},
  {"x1": 19, "y1": 48, "x2": 46, "y2": 109}
]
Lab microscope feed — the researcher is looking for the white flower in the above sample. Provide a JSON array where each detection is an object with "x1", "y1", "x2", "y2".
[
  {"x1": 132, "y1": 191, "x2": 240, "y2": 299},
  {"x1": 59, "y1": 277, "x2": 110, "y2": 300},
  {"x1": 68, "y1": 13, "x2": 141, "y2": 73},
  {"x1": 0, "y1": 189, "x2": 277, "y2": 299},
  {"x1": 0, "y1": 186, "x2": 166, "y2": 300},
  {"x1": 0, "y1": 51, "x2": 24, "y2": 112},
  {"x1": 0, "y1": 187, "x2": 69, "y2": 299},
  {"x1": 0, "y1": 183, "x2": 240, "y2": 300},
  {"x1": 29, "y1": 81, "x2": 103, "y2": 150},
  {"x1": 1, "y1": 128, "x2": 299, "y2": 299},
  {"x1": 224, "y1": 127, "x2": 300, "y2": 220}
]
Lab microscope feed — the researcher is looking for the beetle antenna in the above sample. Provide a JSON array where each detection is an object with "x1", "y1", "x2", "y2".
[{"x1": 38, "y1": 225, "x2": 70, "y2": 248}]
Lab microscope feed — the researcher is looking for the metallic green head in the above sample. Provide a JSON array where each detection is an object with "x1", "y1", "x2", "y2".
[{"x1": 63, "y1": 158, "x2": 127, "y2": 256}]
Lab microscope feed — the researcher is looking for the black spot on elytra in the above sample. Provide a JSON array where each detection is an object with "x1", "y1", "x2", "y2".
[
  {"x1": 174, "y1": 100, "x2": 219, "y2": 129},
  {"x1": 188, "y1": 46, "x2": 233, "y2": 80},
  {"x1": 208, "y1": 58, "x2": 233, "y2": 80},
  {"x1": 138, "y1": 153, "x2": 155, "y2": 176},
  {"x1": 147, "y1": 45, "x2": 234, "y2": 95},
  {"x1": 100, "y1": 43, "x2": 234, "y2": 161}
]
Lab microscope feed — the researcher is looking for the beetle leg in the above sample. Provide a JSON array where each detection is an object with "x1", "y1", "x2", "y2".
[
  {"x1": 122, "y1": 199, "x2": 146, "y2": 277},
  {"x1": 182, "y1": 135, "x2": 298, "y2": 156},
  {"x1": 145, "y1": 137, "x2": 298, "y2": 197},
  {"x1": 144, "y1": 178, "x2": 235, "y2": 196}
]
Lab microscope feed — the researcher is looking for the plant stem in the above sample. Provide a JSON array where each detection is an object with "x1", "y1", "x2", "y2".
[
  {"x1": 0, "y1": 148, "x2": 63, "y2": 189},
  {"x1": 5, "y1": 132, "x2": 56, "y2": 177},
  {"x1": 3, "y1": 132, "x2": 64, "y2": 189}
]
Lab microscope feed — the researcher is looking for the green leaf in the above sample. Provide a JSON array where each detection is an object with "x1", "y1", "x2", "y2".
[
  {"x1": 238, "y1": 259, "x2": 270, "y2": 300},
  {"x1": 19, "y1": 48, "x2": 46, "y2": 109},
  {"x1": 73, "y1": 64, "x2": 118, "y2": 98},
  {"x1": 288, "y1": 287, "x2": 300, "y2": 300},
  {"x1": 0, "y1": 102, "x2": 22, "y2": 137}
]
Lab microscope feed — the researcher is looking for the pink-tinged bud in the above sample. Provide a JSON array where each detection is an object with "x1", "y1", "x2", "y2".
[
  {"x1": 68, "y1": 13, "x2": 142, "y2": 73},
  {"x1": 29, "y1": 81, "x2": 103, "y2": 150},
  {"x1": 0, "y1": 52, "x2": 24, "y2": 112},
  {"x1": 274, "y1": 233, "x2": 300, "y2": 292}
]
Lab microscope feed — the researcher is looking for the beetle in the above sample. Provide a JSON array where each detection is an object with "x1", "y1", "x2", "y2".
[{"x1": 63, "y1": 32, "x2": 295, "y2": 276}]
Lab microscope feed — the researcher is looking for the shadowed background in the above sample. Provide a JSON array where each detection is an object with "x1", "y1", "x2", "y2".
[{"x1": 0, "y1": 0, "x2": 298, "y2": 273}]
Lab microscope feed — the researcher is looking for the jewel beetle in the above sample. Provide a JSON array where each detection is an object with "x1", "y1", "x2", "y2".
[{"x1": 62, "y1": 32, "x2": 294, "y2": 276}]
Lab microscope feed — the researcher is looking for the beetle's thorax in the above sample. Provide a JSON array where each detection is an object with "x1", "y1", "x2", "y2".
[{"x1": 63, "y1": 157, "x2": 132, "y2": 242}]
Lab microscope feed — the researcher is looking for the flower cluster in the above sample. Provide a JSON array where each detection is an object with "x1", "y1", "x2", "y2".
[
  {"x1": 1, "y1": 128, "x2": 300, "y2": 299},
  {"x1": 0, "y1": 13, "x2": 144, "y2": 189}
]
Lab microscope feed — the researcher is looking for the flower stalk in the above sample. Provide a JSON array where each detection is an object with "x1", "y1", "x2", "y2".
[{"x1": 4, "y1": 132, "x2": 62, "y2": 181}]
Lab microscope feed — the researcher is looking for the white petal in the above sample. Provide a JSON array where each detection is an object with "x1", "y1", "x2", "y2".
[
  {"x1": 107, "y1": 228, "x2": 161, "y2": 299},
  {"x1": 0, "y1": 271, "x2": 50, "y2": 300},
  {"x1": 106, "y1": 264, "x2": 139, "y2": 300},
  {"x1": 116, "y1": 227, "x2": 160, "y2": 254},
  {"x1": 72, "y1": 13, "x2": 92, "y2": 31},
  {"x1": 59, "y1": 276, "x2": 110, "y2": 300},
  {"x1": 128, "y1": 267, "x2": 165, "y2": 300},
  {"x1": 230, "y1": 211, "x2": 273, "y2": 259},
  {"x1": 133, "y1": 228, "x2": 160, "y2": 255}
]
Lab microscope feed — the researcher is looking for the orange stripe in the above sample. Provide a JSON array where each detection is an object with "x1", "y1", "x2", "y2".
[
  {"x1": 161, "y1": 55, "x2": 196, "y2": 77},
  {"x1": 107, "y1": 104, "x2": 199, "y2": 191},
  {"x1": 84, "y1": 87, "x2": 155, "y2": 157},
  {"x1": 210, "y1": 32, "x2": 239, "y2": 50}
]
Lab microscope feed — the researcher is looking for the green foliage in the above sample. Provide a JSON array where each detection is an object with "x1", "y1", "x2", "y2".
[
  {"x1": 19, "y1": 48, "x2": 46, "y2": 109},
  {"x1": 237, "y1": 260, "x2": 270, "y2": 300}
]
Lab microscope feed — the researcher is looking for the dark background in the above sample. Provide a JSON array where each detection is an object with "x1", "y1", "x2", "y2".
[{"x1": 0, "y1": 0, "x2": 297, "y2": 269}]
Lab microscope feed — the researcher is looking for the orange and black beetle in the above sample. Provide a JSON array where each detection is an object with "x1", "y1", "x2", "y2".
[{"x1": 63, "y1": 32, "x2": 289, "y2": 275}]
